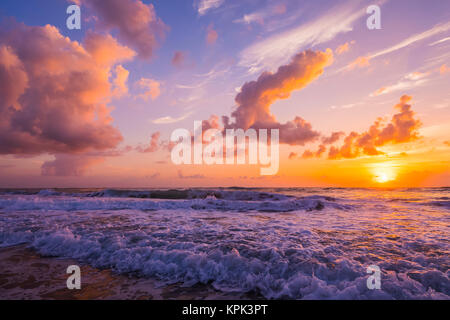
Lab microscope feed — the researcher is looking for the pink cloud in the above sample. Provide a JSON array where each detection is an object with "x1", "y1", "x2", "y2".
[
  {"x1": 137, "y1": 132, "x2": 161, "y2": 153},
  {"x1": 206, "y1": 24, "x2": 218, "y2": 45},
  {"x1": 78, "y1": 0, "x2": 166, "y2": 59},
  {"x1": 41, "y1": 154, "x2": 104, "y2": 176},
  {"x1": 171, "y1": 51, "x2": 186, "y2": 68},
  {"x1": 0, "y1": 23, "x2": 132, "y2": 155},
  {"x1": 322, "y1": 131, "x2": 345, "y2": 145}
]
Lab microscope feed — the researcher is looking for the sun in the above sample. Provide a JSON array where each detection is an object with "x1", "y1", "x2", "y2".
[
  {"x1": 375, "y1": 172, "x2": 391, "y2": 183},
  {"x1": 370, "y1": 162, "x2": 398, "y2": 184}
]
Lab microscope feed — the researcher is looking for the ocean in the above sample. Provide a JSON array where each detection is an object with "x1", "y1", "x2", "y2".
[{"x1": 0, "y1": 187, "x2": 448, "y2": 299}]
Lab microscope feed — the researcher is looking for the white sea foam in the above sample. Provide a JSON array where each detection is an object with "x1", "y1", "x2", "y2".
[{"x1": 0, "y1": 188, "x2": 449, "y2": 299}]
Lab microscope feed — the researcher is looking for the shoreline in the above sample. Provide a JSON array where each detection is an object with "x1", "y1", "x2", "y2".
[{"x1": 0, "y1": 245, "x2": 259, "y2": 300}]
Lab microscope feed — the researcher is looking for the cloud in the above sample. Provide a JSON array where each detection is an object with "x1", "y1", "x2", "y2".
[
  {"x1": 152, "y1": 111, "x2": 193, "y2": 124},
  {"x1": 440, "y1": 64, "x2": 450, "y2": 74},
  {"x1": 147, "y1": 172, "x2": 160, "y2": 179},
  {"x1": 177, "y1": 170, "x2": 205, "y2": 179},
  {"x1": 136, "y1": 132, "x2": 160, "y2": 153},
  {"x1": 341, "y1": 21, "x2": 450, "y2": 72},
  {"x1": 0, "y1": 164, "x2": 14, "y2": 170},
  {"x1": 322, "y1": 131, "x2": 345, "y2": 144},
  {"x1": 328, "y1": 95, "x2": 422, "y2": 159},
  {"x1": 112, "y1": 65, "x2": 129, "y2": 97},
  {"x1": 78, "y1": 0, "x2": 166, "y2": 59},
  {"x1": 233, "y1": 4, "x2": 286, "y2": 26},
  {"x1": 369, "y1": 21, "x2": 450, "y2": 60},
  {"x1": 348, "y1": 56, "x2": 370, "y2": 69},
  {"x1": 84, "y1": 32, "x2": 136, "y2": 65},
  {"x1": 335, "y1": 41, "x2": 355, "y2": 55},
  {"x1": 429, "y1": 37, "x2": 450, "y2": 46},
  {"x1": 0, "y1": 23, "x2": 132, "y2": 155},
  {"x1": 370, "y1": 72, "x2": 429, "y2": 97},
  {"x1": 288, "y1": 152, "x2": 298, "y2": 160},
  {"x1": 195, "y1": 0, "x2": 224, "y2": 16},
  {"x1": 137, "y1": 78, "x2": 161, "y2": 101},
  {"x1": 171, "y1": 51, "x2": 186, "y2": 68},
  {"x1": 206, "y1": 24, "x2": 218, "y2": 45},
  {"x1": 238, "y1": 2, "x2": 366, "y2": 73},
  {"x1": 223, "y1": 49, "x2": 333, "y2": 146},
  {"x1": 41, "y1": 154, "x2": 104, "y2": 176},
  {"x1": 302, "y1": 144, "x2": 326, "y2": 159},
  {"x1": 301, "y1": 150, "x2": 314, "y2": 159},
  {"x1": 444, "y1": 141, "x2": 450, "y2": 147}
]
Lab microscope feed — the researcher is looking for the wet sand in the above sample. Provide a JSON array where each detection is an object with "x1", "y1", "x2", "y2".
[{"x1": 0, "y1": 245, "x2": 257, "y2": 300}]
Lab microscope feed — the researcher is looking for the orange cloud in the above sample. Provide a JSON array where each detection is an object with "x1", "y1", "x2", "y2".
[
  {"x1": 349, "y1": 56, "x2": 370, "y2": 69},
  {"x1": 85, "y1": 32, "x2": 136, "y2": 66},
  {"x1": 0, "y1": 23, "x2": 132, "y2": 155},
  {"x1": 440, "y1": 64, "x2": 450, "y2": 74},
  {"x1": 137, "y1": 78, "x2": 161, "y2": 101},
  {"x1": 302, "y1": 150, "x2": 314, "y2": 159},
  {"x1": 288, "y1": 152, "x2": 298, "y2": 160},
  {"x1": 112, "y1": 65, "x2": 130, "y2": 97},
  {"x1": 78, "y1": 0, "x2": 166, "y2": 59},
  {"x1": 302, "y1": 144, "x2": 327, "y2": 159},
  {"x1": 328, "y1": 95, "x2": 422, "y2": 159},
  {"x1": 223, "y1": 49, "x2": 333, "y2": 145},
  {"x1": 335, "y1": 41, "x2": 354, "y2": 55}
]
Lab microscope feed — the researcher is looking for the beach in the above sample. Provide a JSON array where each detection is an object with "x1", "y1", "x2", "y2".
[{"x1": 0, "y1": 244, "x2": 253, "y2": 300}]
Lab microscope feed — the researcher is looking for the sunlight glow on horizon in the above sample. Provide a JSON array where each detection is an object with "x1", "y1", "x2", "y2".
[{"x1": 370, "y1": 162, "x2": 399, "y2": 184}]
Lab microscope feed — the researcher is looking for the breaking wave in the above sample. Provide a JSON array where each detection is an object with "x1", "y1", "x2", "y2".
[{"x1": 0, "y1": 187, "x2": 449, "y2": 299}]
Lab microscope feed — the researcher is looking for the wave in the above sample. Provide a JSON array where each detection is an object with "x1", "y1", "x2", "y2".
[
  {"x1": 85, "y1": 188, "x2": 294, "y2": 201},
  {"x1": 0, "y1": 188, "x2": 448, "y2": 299},
  {"x1": 1, "y1": 226, "x2": 447, "y2": 299},
  {"x1": 0, "y1": 194, "x2": 351, "y2": 213}
]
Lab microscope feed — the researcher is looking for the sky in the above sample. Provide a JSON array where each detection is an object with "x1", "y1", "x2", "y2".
[{"x1": 0, "y1": 0, "x2": 449, "y2": 188}]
